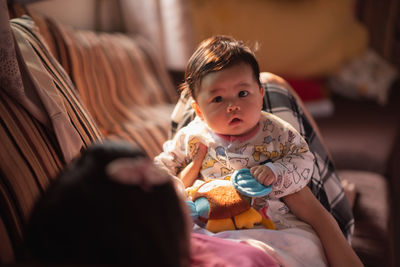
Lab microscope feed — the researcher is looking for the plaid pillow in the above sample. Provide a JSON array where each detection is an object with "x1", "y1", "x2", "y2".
[{"x1": 170, "y1": 73, "x2": 354, "y2": 240}]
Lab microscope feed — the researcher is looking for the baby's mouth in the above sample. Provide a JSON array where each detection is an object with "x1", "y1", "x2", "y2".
[{"x1": 229, "y1": 117, "x2": 242, "y2": 125}]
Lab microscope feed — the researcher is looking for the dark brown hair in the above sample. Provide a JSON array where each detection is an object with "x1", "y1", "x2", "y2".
[
  {"x1": 25, "y1": 141, "x2": 190, "y2": 266},
  {"x1": 180, "y1": 35, "x2": 261, "y2": 99}
]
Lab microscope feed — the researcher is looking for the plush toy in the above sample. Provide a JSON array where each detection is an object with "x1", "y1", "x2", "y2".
[{"x1": 186, "y1": 169, "x2": 275, "y2": 233}]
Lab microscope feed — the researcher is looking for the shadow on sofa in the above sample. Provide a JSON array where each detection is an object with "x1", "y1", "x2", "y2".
[
  {"x1": 316, "y1": 91, "x2": 400, "y2": 267},
  {"x1": 0, "y1": 3, "x2": 396, "y2": 266}
]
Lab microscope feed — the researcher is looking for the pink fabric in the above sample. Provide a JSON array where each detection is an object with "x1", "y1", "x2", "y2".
[{"x1": 190, "y1": 233, "x2": 279, "y2": 267}]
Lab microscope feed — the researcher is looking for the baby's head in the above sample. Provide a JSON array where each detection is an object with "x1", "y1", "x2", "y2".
[
  {"x1": 182, "y1": 35, "x2": 261, "y2": 99},
  {"x1": 25, "y1": 141, "x2": 191, "y2": 266},
  {"x1": 182, "y1": 35, "x2": 265, "y2": 137}
]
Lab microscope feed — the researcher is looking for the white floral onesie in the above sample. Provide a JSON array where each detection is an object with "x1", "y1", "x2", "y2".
[{"x1": 155, "y1": 111, "x2": 314, "y2": 200}]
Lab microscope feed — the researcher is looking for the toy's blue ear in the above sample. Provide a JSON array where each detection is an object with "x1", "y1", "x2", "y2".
[
  {"x1": 231, "y1": 168, "x2": 272, "y2": 197},
  {"x1": 186, "y1": 200, "x2": 199, "y2": 219},
  {"x1": 186, "y1": 197, "x2": 210, "y2": 220}
]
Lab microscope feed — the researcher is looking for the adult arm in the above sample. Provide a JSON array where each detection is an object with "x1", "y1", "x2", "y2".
[{"x1": 283, "y1": 187, "x2": 363, "y2": 267}]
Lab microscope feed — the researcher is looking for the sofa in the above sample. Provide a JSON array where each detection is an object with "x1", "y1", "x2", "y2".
[
  {"x1": 1, "y1": 2, "x2": 397, "y2": 266},
  {"x1": 315, "y1": 91, "x2": 399, "y2": 267}
]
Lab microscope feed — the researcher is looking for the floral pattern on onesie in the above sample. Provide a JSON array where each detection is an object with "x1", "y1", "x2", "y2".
[{"x1": 154, "y1": 111, "x2": 314, "y2": 201}]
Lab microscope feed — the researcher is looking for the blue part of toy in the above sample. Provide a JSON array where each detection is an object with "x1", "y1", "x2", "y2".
[
  {"x1": 194, "y1": 197, "x2": 210, "y2": 219},
  {"x1": 231, "y1": 168, "x2": 272, "y2": 197},
  {"x1": 186, "y1": 200, "x2": 199, "y2": 219},
  {"x1": 185, "y1": 197, "x2": 210, "y2": 220}
]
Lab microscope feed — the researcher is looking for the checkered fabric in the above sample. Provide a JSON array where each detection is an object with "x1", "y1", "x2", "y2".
[{"x1": 170, "y1": 75, "x2": 354, "y2": 240}]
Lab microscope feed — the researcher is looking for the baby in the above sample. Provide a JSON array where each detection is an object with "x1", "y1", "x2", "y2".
[
  {"x1": 155, "y1": 35, "x2": 362, "y2": 267},
  {"x1": 155, "y1": 36, "x2": 313, "y2": 199}
]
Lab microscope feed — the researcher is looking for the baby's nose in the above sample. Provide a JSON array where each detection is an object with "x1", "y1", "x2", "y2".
[{"x1": 227, "y1": 103, "x2": 240, "y2": 112}]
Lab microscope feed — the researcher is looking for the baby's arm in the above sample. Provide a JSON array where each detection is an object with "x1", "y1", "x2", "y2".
[
  {"x1": 178, "y1": 143, "x2": 207, "y2": 188},
  {"x1": 283, "y1": 187, "x2": 363, "y2": 267},
  {"x1": 250, "y1": 165, "x2": 276, "y2": 186}
]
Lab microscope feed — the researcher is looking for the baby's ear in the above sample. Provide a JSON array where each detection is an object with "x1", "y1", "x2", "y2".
[
  {"x1": 259, "y1": 85, "x2": 265, "y2": 97},
  {"x1": 191, "y1": 100, "x2": 203, "y2": 119}
]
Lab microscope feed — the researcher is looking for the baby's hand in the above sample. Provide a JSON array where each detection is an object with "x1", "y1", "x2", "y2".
[
  {"x1": 250, "y1": 165, "x2": 276, "y2": 186},
  {"x1": 190, "y1": 143, "x2": 207, "y2": 163}
]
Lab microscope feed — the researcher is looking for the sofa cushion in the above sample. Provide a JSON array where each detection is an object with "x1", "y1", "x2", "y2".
[
  {"x1": 337, "y1": 170, "x2": 391, "y2": 267},
  {"x1": 41, "y1": 18, "x2": 179, "y2": 157},
  {"x1": 0, "y1": 16, "x2": 103, "y2": 263},
  {"x1": 316, "y1": 94, "x2": 400, "y2": 175}
]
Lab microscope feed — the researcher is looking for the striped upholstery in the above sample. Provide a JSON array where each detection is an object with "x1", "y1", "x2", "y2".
[
  {"x1": 1, "y1": 10, "x2": 179, "y2": 262},
  {"x1": 0, "y1": 17, "x2": 103, "y2": 263},
  {"x1": 45, "y1": 19, "x2": 179, "y2": 158}
]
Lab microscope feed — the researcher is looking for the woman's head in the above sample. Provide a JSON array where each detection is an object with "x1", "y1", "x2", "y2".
[
  {"x1": 25, "y1": 141, "x2": 191, "y2": 266},
  {"x1": 181, "y1": 35, "x2": 261, "y2": 99}
]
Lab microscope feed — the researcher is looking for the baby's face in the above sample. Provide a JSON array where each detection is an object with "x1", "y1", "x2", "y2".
[{"x1": 193, "y1": 63, "x2": 264, "y2": 136}]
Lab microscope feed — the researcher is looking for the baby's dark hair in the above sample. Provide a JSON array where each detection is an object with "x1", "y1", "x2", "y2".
[
  {"x1": 180, "y1": 35, "x2": 261, "y2": 99},
  {"x1": 25, "y1": 141, "x2": 190, "y2": 266}
]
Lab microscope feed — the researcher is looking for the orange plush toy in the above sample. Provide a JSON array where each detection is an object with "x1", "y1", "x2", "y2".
[{"x1": 186, "y1": 169, "x2": 275, "y2": 233}]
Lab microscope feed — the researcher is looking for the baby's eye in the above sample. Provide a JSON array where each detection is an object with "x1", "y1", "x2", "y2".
[
  {"x1": 239, "y1": 90, "x2": 249, "y2": 97},
  {"x1": 212, "y1": 96, "x2": 223, "y2": 103}
]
